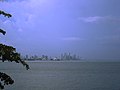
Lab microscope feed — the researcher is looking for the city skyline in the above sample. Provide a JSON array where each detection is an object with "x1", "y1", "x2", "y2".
[{"x1": 22, "y1": 52, "x2": 81, "y2": 60}]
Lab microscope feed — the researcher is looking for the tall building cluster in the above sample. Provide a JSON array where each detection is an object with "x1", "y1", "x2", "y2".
[{"x1": 61, "y1": 53, "x2": 80, "y2": 60}]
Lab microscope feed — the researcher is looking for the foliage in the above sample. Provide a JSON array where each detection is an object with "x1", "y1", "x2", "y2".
[
  {"x1": 0, "y1": 10, "x2": 12, "y2": 18},
  {"x1": 0, "y1": 6, "x2": 30, "y2": 90}
]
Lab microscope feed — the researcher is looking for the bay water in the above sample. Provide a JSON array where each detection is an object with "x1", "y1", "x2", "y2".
[{"x1": 0, "y1": 61, "x2": 120, "y2": 90}]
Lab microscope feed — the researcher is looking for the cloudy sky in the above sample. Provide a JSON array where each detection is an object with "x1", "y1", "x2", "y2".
[{"x1": 0, "y1": 0, "x2": 120, "y2": 60}]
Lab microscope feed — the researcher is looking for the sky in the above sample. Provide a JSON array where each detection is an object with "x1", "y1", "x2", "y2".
[{"x1": 0, "y1": 0, "x2": 120, "y2": 60}]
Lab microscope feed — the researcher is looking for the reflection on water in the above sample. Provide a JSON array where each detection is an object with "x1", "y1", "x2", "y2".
[{"x1": 0, "y1": 61, "x2": 120, "y2": 90}]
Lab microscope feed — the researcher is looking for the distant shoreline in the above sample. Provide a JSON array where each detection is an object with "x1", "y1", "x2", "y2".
[
  {"x1": 1, "y1": 60, "x2": 120, "y2": 63},
  {"x1": 25, "y1": 60, "x2": 83, "y2": 63}
]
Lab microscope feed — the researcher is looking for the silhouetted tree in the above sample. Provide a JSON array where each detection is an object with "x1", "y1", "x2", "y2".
[{"x1": 0, "y1": 1, "x2": 30, "y2": 89}]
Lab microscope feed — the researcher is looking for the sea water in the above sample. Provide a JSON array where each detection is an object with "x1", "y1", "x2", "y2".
[{"x1": 0, "y1": 61, "x2": 120, "y2": 90}]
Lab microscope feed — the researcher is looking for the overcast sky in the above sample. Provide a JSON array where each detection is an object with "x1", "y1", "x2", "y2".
[{"x1": 0, "y1": 0, "x2": 120, "y2": 60}]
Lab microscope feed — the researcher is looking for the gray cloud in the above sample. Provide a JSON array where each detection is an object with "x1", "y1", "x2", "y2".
[
  {"x1": 78, "y1": 16, "x2": 120, "y2": 24},
  {"x1": 61, "y1": 37, "x2": 84, "y2": 41}
]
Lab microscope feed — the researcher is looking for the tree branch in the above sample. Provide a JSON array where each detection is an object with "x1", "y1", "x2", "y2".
[
  {"x1": 0, "y1": 44, "x2": 30, "y2": 70},
  {"x1": 0, "y1": 72, "x2": 14, "y2": 89},
  {"x1": 0, "y1": 29, "x2": 6, "y2": 35},
  {"x1": 0, "y1": 10, "x2": 12, "y2": 18}
]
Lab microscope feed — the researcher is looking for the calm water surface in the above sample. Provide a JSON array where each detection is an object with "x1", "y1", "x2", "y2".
[{"x1": 0, "y1": 61, "x2": 120, "y2": 90}]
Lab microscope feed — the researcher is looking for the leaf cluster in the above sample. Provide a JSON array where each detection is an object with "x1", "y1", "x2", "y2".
[
  {"x1": 0, "y1": 10, "x2": 12, "y2": 18},
  {"x1": 0, "y1": 29, "x2": 6, "y2": 35},
  {"x1": 0, "y1": 44, "x2": 30, "y2": 70},
  {"x1": 0, "y1": 72, "x2": 14, "y2": 89}
]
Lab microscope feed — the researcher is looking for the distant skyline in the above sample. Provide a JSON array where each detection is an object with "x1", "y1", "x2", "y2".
[{"x1": 0, "y1": 0, "x2": 120, "y2": 60}]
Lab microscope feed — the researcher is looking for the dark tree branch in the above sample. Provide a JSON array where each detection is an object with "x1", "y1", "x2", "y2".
[
  {"x1": 0, "y1": 44, "x2": 30, "y2": 70},
  {"x1": 0, "y1": 10, "x2": 12, "y2": 18},
  {"x1": 0, "y1": 44, "x2": 30, "y2": 89},
  {"x1": 0, "y1": 29, "x2": 6, "y2": 35},
  {"x1": 0, "y1": 72, "x2": 14, "y2": 89},
  {"x1": 0, "y1": 1, "x2": 30, "y2": 89}
]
